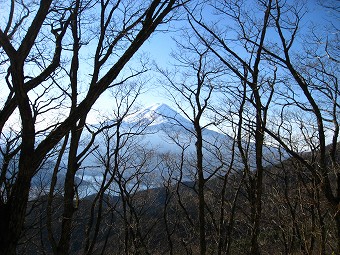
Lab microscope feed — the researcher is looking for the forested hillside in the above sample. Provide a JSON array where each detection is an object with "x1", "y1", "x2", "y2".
[
  {"x1": 19, "y1": 142, "x2": 340, "y2": 254},
  {"x1": 0, "y1": 0, "x2": 338, "y2": 254}
]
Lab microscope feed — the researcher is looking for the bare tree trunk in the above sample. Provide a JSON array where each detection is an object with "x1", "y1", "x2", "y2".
[
  {"x1": 195, "y1": 126, "x2": 206, "y2": 255},
  {"x1": 0, "y1": 59, "x2": 37, "y2": 255},
  {"x1": 0, "y1": 0, "x2": 181, "y2": 253}
]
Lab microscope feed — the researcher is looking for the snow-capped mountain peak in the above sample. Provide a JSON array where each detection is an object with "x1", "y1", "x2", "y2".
[{"x1": 124, "y1": 103, "x2": 190, "y2": 127}]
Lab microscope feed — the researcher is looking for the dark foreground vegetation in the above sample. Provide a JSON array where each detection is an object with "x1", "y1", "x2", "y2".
[
  {"x1": 18, "y1": 143, "x2": 339, "y2": 255},
  {"x1": 0, "y1": 0, "x2": 339, "y2": 254}
]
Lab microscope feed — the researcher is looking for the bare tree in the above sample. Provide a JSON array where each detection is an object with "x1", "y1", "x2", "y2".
[
  {"x1": 260, "y1": 2, "x2": 340, "y2": 252},
  {"x1": 184, "y1": 0, "x2": 277, "y2": 253},
  {"x1": 0, "y1": 0, "x2": 186, "y2": 253},
  {"x1": 158, "y1": 30, "x2": 228, "y2": 253},
  {"x1": 185, "y1": 0, "x2": 339, "y2": 253}
]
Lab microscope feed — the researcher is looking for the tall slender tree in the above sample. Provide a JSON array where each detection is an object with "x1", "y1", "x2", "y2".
[{"x1": 0, "y1": 0, "x2": 185, "y2": 253}]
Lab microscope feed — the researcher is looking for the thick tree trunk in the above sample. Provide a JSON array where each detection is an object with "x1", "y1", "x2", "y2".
[
  {"x1": 0, "y1": 54, "x2": 37, "y2": 255},
  {"x1": 56, "y1": 170, "x2": 77, "y2": 255},
  {"x1": 0, "y1": 177, "x2": 31, "y2": 255},
  {"x1": 195, "y1": 122, "x2": 206, "y2": 255},
  {"x1": 335, "y1": 211, "x2": 340, "y2": 255},
  {"x1": 0, "y1": 1, "x2": 178, "y2": 253}
]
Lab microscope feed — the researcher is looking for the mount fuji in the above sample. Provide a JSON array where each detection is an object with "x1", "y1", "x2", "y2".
[
  {"x1": 31, "y1": 103, "x2": 281, "y2": 196},
  {"x1": 72, "y1": 103, "x2": 236, "y2": 193},
  {"x1": 119, "y1": 103, "x2": 231, "y2": 153},
  {"x1": 124, "y1": 103, "x2": 191, "y2": 128}
]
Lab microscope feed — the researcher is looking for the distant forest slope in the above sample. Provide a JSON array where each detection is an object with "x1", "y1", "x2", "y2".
[{"x1": 19, "y1": 143, "x2": 339, "y2": 254}]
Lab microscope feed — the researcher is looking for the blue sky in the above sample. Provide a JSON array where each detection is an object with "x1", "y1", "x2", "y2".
[
  {"x1": 1, "y1": 0, "x2": 337, "y2": 126},
  {"x1": 89, "y1": 0, "x2": 338, "y2": 123}
]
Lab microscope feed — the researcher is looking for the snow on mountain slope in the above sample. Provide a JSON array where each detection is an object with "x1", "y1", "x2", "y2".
[
  {"x1": 115, "y1": 103, "x2": 282, "y2": 171},
  {"x1": 124, "y1": 103, "x2": 191, "y2": 128},
  {"x1": 70, "y1": 103, "x2": 234, "y2": 193},
  {"x1": 121, "y1": 103, "x2": 232, "y2": 154},
  {"x1": 29, "y1": 103, "x2": 282, "y2": 196}
]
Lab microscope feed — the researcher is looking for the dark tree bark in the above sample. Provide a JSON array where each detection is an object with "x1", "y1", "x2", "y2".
[{"x1": 0, "y1": 0, "x2": 183, "y2": 254}]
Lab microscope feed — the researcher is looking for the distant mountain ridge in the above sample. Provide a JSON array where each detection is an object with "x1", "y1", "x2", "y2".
[
  {"x1": 73, "y1": 103, "x2": 234, "y2": 194},
  {"x1": 121, "y1": 103, "x2": 231, "y2": 153},
  {"x1": 124, "y1": 103, "x2": 192, "y2": 128},
  {"x1": 31, "y1": 103, "x2": 281, "y2": 197}
]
